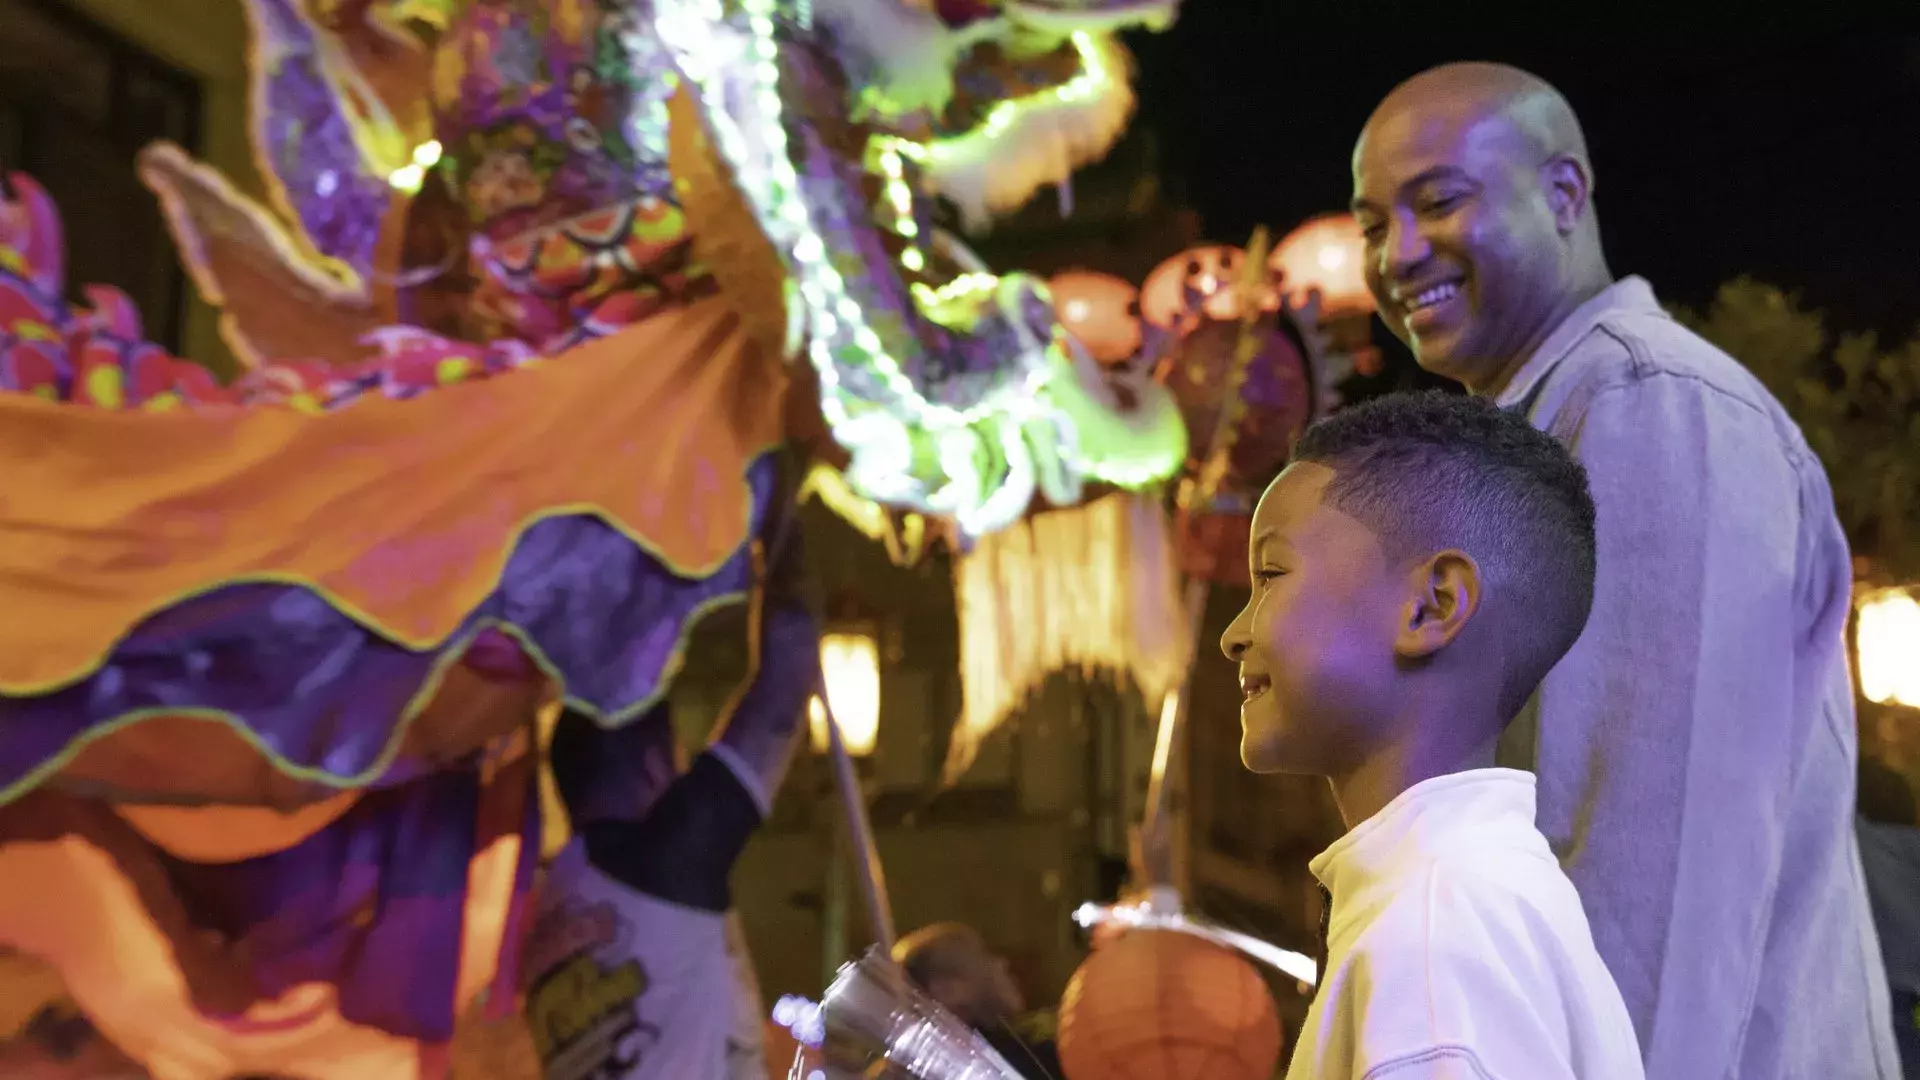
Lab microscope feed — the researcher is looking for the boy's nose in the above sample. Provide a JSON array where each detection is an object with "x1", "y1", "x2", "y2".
[{"x1": 1221, "y1": 627, "x2": 1247, "y2": 662}]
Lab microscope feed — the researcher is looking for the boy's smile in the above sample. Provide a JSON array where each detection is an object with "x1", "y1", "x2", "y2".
[{"x1": 1239, "y1": 672, "x2": 1271, "y2": 703}]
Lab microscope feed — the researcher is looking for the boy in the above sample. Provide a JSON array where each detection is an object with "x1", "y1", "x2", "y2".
[{"x1": 1221, "y1": 392, "x2": 1643, "y2": 1080}]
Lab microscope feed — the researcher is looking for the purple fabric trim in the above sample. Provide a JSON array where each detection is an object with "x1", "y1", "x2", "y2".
[{"x1": 0, "y1": 454, "x2": 775, "y2": 798}]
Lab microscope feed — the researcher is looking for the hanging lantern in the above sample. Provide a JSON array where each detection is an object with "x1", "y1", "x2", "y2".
[
  {"x1": 817, "y1": 631, "x2": 882, "y2": 757},
  {"x1": 1057, "y1": 930, "x2": 1282, "y2": 1080},
  {"x1": 1049, "y1": 271, "x2": 1144, "y2": 363},
  {"x1": 1155, "y1": 316, "x2": 1313, "y2": 496},
  {"x1": 1269, "y1": 213, "x2": 1373, "y2": 317},
  {"x1": 1138, "y1": 245, "x2": 1272, "y2": 332}
]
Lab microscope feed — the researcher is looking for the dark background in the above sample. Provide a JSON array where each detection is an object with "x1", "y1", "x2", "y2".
[{"x1": 1130, "y1": 20, "x2": 1920, "y2": 341}]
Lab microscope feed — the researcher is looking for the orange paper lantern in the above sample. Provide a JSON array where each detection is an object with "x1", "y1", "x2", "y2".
[
  {"x1": 1270, "y1": 213, "x2": 1373, "y2": 317},
  {"x1": 1057, "y1": 930, "x2": 1282, "y2": 1080},
  {"x1": 763, "y1": 1018, "x2": 813, "y2": 1080},
  {"x1": 1138, "y1": 245, "x2": 1273, "y2": 332}
]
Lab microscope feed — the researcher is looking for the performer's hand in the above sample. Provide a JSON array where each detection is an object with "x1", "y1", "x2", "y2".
[{"x1": 709, "y1": 448, "x2": 820, "y2": 805}]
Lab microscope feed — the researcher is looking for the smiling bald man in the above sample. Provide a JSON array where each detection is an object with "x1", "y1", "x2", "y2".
[{"x1": 1349, "y1": 63, "x2": 1898, "y2": 1080}]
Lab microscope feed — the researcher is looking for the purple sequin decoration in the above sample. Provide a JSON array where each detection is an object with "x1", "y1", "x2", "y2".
[{"x1": 253, "y1": 0, "x2": 391, "y2": 274}]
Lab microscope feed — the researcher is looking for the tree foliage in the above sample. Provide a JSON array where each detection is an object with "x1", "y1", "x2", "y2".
[{"x1": 1673, "y1": 278, "x2": 1920, "y2": 582}]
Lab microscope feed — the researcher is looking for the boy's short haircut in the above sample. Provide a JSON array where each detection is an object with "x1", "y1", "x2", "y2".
[{"x1": 1291, "y1": 391, "x2": 1597, "y2": 719}]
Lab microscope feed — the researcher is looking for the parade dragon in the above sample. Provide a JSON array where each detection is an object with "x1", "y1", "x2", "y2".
[{"x1": 0, "y1": 0, "x2": 1187, "y2": 1075}]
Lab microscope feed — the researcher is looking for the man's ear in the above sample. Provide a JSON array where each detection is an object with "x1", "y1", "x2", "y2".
[
  {"x1": 1542, "y1": 155, "x2": 1592, "y2": 235},
  {"x1": 1393, "y1": 550, "x2": 1481, "y2": 660}
]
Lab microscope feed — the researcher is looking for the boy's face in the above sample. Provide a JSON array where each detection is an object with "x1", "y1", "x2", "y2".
[{"x1": 1220, "y1": 462, "x2": 1409, "y2": 775}]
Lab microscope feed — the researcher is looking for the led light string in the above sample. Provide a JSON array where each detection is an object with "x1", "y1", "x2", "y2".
[{"x1": 654, "y1": 0, "x2": 1180, "y2": 535}]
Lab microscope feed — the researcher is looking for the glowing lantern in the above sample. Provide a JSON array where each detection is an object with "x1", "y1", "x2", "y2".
[
  {"x1": 1057, "y1": 930, "x2": 1282, "y2": 1080},
  {"x1": 1270, "y1": 213, "x2": 1373, "y2": 317},
  {"x1": 1050, "y1": 271, "x2": 1143, "y2": 363},
  {"x1": 1139, "y1": 246, "x2": 1272, "y2": 332},
  {"x1": 813, "y1": 631, "x2": 881, "y2": 756},
  {"x1": 1858, "y1": 587, "x2": 1920, "y2": 708}
]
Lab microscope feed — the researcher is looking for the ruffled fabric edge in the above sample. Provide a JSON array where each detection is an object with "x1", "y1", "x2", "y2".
[{"x1": 0, "y1": 455, "x2": 775, "y2": 808}]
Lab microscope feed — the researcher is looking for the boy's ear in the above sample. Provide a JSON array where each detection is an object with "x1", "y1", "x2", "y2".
[{"x1": 1393, "y1": 550, "x2": 1481, "y2": 660}]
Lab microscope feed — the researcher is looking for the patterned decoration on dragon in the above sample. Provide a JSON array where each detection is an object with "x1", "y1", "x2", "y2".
[{"x1": 0, "y1": 0, "x2": 1185, "y2": 1075}]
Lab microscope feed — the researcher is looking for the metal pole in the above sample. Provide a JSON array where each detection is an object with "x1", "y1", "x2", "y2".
[
  {"x1": 822, "y1": 803, "x2": 849, "y2": 986},
  {"x1": 1137, "y1": 578, "x2": 1210, "y2": 889},
  {"x1": 818, "y1": 690, "x2": 897, "y2": 953}
]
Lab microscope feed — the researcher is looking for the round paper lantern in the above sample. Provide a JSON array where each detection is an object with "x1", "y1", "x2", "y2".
[
  {"x1": 1050, "y1": 271, "x2": 1143, "y2": 363},
  {"x1": 1138, "y1": 245, "x2": 1273, "y2": 333},
  {"x1": 762, "y1": 1017, "x2": 816, "y2": 1080},
  {"x1": 1156, "y1": 315, "x2": 1314, "y2": 491},
  {"x1": 1270, "y1": 213, "x2": 1373, "y2": 317},
  {"x1": 1057, "y1": 929, "x2": 1282, "y2": 1080}
]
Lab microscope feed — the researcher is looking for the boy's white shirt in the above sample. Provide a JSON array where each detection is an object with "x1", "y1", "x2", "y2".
[{"x1": 1288, "y1": 769, "x2": 1645, "y2": 1080}]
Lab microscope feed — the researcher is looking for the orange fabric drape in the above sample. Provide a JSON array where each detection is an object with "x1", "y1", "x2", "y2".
[
  {"x1": 0, "y1": 295, "x2": 786, "y2": 694},
  {"x1": 0, "y1": 766, "x2": 535, "y2": 1080}
]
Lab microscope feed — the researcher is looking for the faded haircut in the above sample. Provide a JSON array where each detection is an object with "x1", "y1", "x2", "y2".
[{"x1": 1291, "y1": 391, "x2": 1597, "y2": 719}]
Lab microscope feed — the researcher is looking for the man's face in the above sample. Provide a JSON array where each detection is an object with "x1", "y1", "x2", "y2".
[
  {"x1": 1220, "y1": 464, "x2": 1406, "y2": 775},
  {"x1": 1351, "y1": 106, "x2": 1565, "y2": 390}
]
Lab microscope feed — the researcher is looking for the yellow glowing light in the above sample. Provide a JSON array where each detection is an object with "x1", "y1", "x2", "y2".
[
  {"x1": 819, "y1": 632, "x2": 881, "y2": 757},
  {"x1": 387, "y1": 163, "x2": 425, "y2": 193},
  {"x1": 808, "y1": 695, "x2": 830, "y2": 755},
  {"x1": 387, "y1": 142, "x2": 441, "y2": 192},
  {"x1": 1859, "y1": 587, "x2": 1920, "y2": 708}
]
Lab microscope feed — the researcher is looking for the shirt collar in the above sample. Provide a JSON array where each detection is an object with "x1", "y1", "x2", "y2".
[
  {"x1": 1309, "y1": 768, "x2": 1544, "y2": 913},
  {"x1": 1494, "y1": 275, "x2": 1662, "y2": 408}
]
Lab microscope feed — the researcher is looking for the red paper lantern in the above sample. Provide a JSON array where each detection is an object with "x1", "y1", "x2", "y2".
[
  {"x1": 1057, "y1": 930, "x2": 1282, "y2": 1080},
  {"x1": 1156, "y1": 315, "x2": 1314, "y2": 493},
  {"x1": 762, "y1": 1018, "x2": 814, "y2": 1080},
  {"x1": 1049, "y1": 270, "x2": 1143, "y2": 363}
]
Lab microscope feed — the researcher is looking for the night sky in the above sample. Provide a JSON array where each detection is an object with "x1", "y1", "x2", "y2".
[{"x1": 1128, "y1": 21, "x2": 1920, "y2": 340}]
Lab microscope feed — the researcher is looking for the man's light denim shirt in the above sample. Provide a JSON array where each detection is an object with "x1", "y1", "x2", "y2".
[{"x1": 1492, "y1": 276, "x2": 1900, "y2": 1080}]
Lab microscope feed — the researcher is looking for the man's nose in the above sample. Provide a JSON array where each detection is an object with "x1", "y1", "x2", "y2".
[{"x1": 1380, "y1": 213, "x2": 1432, "y2": 280}]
